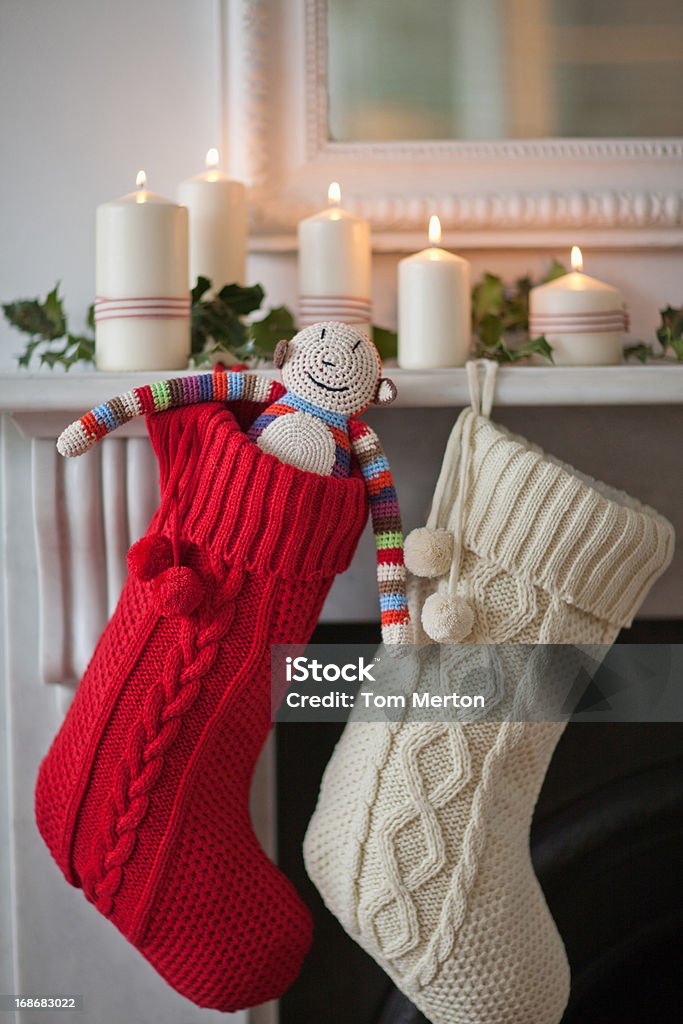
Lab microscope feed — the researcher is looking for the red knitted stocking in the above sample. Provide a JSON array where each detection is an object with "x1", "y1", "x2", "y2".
[{"x1": 35, "y1": 401, "x2": 367, "y2": 1011}]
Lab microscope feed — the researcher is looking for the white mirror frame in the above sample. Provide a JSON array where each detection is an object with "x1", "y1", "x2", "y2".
[{"x1": 224, "y1": 0, "x2": 683, "y2": 251}]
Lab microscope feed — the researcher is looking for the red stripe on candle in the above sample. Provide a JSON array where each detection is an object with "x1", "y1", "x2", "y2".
[
  {"x1": 299, "y1": 294, "x2": 372, "y2": 304},
  {"x1": 94, "y1": 312, "x2": 190, "y2": 322},
  {"x1": 95, "y1": 295, "x2": 189, "y2": 304},
  {"x1": 95, "y1": 305, "x2": 190, "y2": 314}
]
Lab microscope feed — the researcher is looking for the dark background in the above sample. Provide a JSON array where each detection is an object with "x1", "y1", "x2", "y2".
[{"x1": 278, "y1": 621, "x2": 682, "y2": 1024}]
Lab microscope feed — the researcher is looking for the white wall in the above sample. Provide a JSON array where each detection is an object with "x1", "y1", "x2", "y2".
[{"x1": 0, "y1": 0, "x2": 221, "y2": 370}]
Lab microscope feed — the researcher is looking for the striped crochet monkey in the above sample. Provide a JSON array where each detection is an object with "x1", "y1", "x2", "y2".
[{"x1": 57, "y1": 322, "x2": 412, "y2": 646}]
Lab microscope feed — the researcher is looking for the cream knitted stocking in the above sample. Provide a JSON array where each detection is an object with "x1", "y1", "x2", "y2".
[{"x1": 304, "y1": 387, "x2": 674, "y2": 1024}]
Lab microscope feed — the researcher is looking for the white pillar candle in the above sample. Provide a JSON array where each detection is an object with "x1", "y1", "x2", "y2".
[
  {"x1": 298, "y1": 182, "x2": 372, "y2": 328},
  {"x1": 529, "y1": 247, "x2": 627, "y2": 366},
  {"x1": 178, "y1": 148, "x2": 247, "y2": 292},
  {"x1": 95, "y1": 171, "x2": 189, "y2": 372},
  {"x1": 398, "y1": 216, "x2": 471, "y2": 368}
]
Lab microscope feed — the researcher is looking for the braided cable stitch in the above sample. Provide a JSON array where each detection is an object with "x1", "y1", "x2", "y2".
[{"x1": 82, "y1": 565, "x2": 243, "y2": 915}]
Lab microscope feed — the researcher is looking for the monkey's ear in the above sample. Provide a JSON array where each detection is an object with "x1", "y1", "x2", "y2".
[
  {"x1": 273, "y1": 339, "x2": 290, "y2": 369},
  {"x1": 373, "y1": 377, "x2": 397, "y2": 406}
]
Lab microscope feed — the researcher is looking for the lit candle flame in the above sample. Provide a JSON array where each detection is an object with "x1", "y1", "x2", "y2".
[
  {"x1": 328, "y1": 181, "x2": 341, "y2": 206},
  {"x1": 136, "y1": 170, "x2": 147, "y2": 189},
  {"x1": 206, "y1": 148, "x2": 220, "y2": 170},
  {"x1": 571, "y1": 245, "x2": 583, "y2": 272},
  {"x1": 428, "y1": 215, "x2": 442, "y2": 246}
]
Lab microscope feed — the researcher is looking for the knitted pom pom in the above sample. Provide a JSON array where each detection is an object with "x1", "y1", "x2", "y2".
[
  {"x1": 404, "y1": 528, "x2": 453, "y2": 578},
  {"x1": 421, "y1": 592, "x2": 474, "y2": 643},
  {"x1": 153, "y1": 566, "x2": 204, "y2": 618},
  {"x1": 127, "y1": 534, "x2": 174, "y2": 582}
]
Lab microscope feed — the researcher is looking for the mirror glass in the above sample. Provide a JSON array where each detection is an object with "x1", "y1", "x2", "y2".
[{"x1": 327, "y1": 0, "x2": 683, "y2": 141}]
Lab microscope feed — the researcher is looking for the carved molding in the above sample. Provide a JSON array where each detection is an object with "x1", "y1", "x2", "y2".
[
  {"x1": 306, "y1": 0, "x2": 329, "y2": 165},
  {"x1": 317, "y1": 137, "x2": 683, "y2": 163},
  {"x1": 228, "y1": 0, "x2": 683, "y2": 243},
  {"x1": 252, "y1": 188, "x2": 683, "y2": 235},
  {"x1": 240, "y1": 0, "x2": 273, "y2": 196}
]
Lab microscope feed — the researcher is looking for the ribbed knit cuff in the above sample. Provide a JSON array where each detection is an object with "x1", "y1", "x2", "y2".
[
  {"x1": 148, "y1": 403, "x2": 368, "y2": 579},
  {"x1": 457, "y1": 412, "x2": 675, "y2": 628}
]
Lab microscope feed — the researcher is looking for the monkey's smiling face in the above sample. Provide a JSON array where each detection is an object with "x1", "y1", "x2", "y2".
[{"x1": 282, "y1": 322, "x2": 380, "y2": 415}]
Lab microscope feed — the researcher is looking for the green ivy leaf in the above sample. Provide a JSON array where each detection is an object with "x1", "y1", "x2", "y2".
[
  {"x1": 372, "y1": 324, "x2": 398, "y2": 360},
  {"x1": 250, "y1": 305, "x2": 297, "y2": 354}
]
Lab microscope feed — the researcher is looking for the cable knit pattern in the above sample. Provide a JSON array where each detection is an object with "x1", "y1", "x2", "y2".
[
  {"x1": 36, "y1": 400, "x2": 368, "y2": 1012},
  {"x1": 82, "y1": 566, "x2": 243, "y2": 916},
  {"x1": 304, "y1": 411, "x2": 675, "y2": 1024}
]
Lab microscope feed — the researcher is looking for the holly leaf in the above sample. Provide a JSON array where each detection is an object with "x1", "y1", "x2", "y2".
[
  {"x1": 191, "y1": 276, "x2": 213, "y2": 305},
  {"x1": 518, "y1": 334, "x2": 554, "y2": 363},
  {"x1": 514, "y1": 274, "x2": 534, "y2": 302},
  {"x1": 474, "y1": 333, "x2": 553, "y2": 365},
  {"x1": 543, "y1": 259, "x2": 568, "y2": 283},
  {"x1": 475, "y1": 337, "x2": 516, "y2": 363},
  {"x1": 3, "y1": 294, "x2": 64, "y2": 341},
  {"x1": 504, "y1": 275, "x2": 533, "y2": 331},
  {"x1": 372, "y1": 324, "x2": 398, "y2": 360},
  {"x1": 16, "y1": 336, "x2": 44, "y2": 368},
  {"x1": 472, "y1": 273, "x2": 505, "y2": 325},
  {"x1": 216, "y1": 282, "x2": 265, "y2": 316},
  {"x1": 671, "y1": 337, "x2": 683, "y2": 361},
  {"x1": 64, "y1": 333, "x2": 96, "y2": 368},
  {"x1": 656, "y1": 305, "x2": 683, "y2": 359},
  {"x1": 624, "y1": 343, "x2": 654, "y2": 364},
  {"x1": 477, "y1": 313, "x2": 504, "y2": 348},
  {"x1": 250, "y1": 305, "x2": 297, "y2": 354},
  {"x1": 191, "y1": 301, "x2": 247, "y2": 356},
  {"x1": 39, "y1": 344, "x2": 69, "y2": 369},
  {"x1": 43, "y1": 284, "x2": 67, "y2": 337}
]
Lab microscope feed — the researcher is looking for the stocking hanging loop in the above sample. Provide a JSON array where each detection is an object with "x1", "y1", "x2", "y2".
[{"x1": 465, "y1": 358, "x2": 498, "y2": 419}]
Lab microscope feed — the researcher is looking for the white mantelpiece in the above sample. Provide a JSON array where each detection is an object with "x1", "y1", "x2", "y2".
[{"x1": 3, "y1": 364, "x2": 683, "y2": 417}]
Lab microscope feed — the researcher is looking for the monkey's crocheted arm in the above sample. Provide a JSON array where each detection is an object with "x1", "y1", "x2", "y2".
[
  {"x1": 349, "y1": 418, "x2": 412, "y2": 646},
  {"x1": 56, "y1": 369, "x2": 284, "y2": 457}
]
